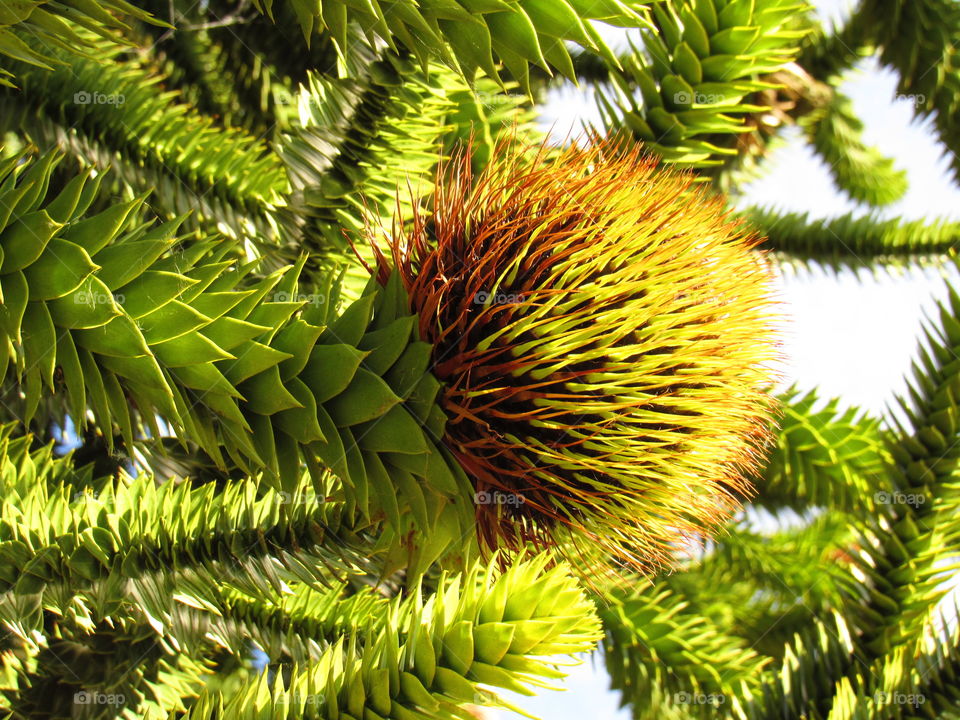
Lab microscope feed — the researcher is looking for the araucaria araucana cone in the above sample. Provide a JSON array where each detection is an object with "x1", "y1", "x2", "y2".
[{"x1": 375, "y1": 139, "x2": 780, "y2": 570}]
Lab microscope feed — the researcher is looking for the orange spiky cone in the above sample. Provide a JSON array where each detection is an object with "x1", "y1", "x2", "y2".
[{"x1": 373, "y1": 138, "x2": 779, "y2": 571}]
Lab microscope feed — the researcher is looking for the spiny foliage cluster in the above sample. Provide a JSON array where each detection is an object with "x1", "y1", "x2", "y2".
[{"x1": 0, "y1": 0, "x2": 959, "y2": 719}]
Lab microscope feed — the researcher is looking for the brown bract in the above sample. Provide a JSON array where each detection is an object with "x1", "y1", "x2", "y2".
[{"x1": 373, "y1": 138, "x2": 780, "y2": 572}]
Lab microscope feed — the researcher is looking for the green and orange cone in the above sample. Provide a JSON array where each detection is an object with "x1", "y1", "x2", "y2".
[{"x1": 373, "y1": 138, "x2": 780, "y2": 571}]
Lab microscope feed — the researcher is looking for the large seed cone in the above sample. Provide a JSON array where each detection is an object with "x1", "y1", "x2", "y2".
[{"x1": 375, "y1": 139, "x2": 779, "y2": 570}]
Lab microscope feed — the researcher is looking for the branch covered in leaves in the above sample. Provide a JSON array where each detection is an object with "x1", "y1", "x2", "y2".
[
  {"x1": 744, "y1": 206, "x2": 960, "y2": 269},
  {"x1": 857, "y1": 0, "x2": 960, "y2": 185},
  {"x1": 0, "y1": 33, "x2": 288, "y2": 245},
  {"x1": 0, "y1": 429, "x2": 601, "y2": 718},
  {"x1": 251, "y1": 0, "x2": 645, "y2": 91},
  {"x1": 757, "y1": 388, "x2": 888, "y2": 514},
  {"x1": 743, "y1": 264, "x2": 960, "y2": 718},
  {"x1": 0, "y1": 0, "x2": 162, "y2": 87},
  {"x1": 276, "y1": 50, "x2": 457, "y2": 280},
  {"x1": 0, "y1": 426, "x2": 376, "y2": 638},
  {"x1": 181, "y1": 554, "x2": 602, "y2": 719},
  {"x1": 797, "y1": 10, "x2": 871, "y2": 84},
  {"x1": 0, "y1": 150, "x2": 475, "y2": 574},
  {"x1": 800, "y1": 89, "x2": 907, "y2": 207},
  {"x1": 602, "y1": 586, "x2": 768, "y2": 720},
  {"x1": 596, "y1": 0, "x2": 809, "y2": 169}
]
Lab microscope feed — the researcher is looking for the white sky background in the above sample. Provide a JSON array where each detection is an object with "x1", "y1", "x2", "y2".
[{"x1": 495, "y1": 0, "x2": 960, "y2": 718}]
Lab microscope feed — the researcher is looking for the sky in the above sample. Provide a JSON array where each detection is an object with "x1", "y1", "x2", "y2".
[{"x1": 494, "y1": 1, "x2": 960, "y2": 718}]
